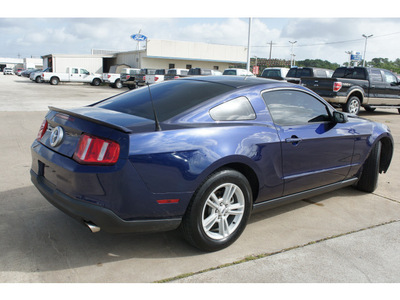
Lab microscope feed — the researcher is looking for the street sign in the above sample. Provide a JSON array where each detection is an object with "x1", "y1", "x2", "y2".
[{"x1": 131, "y1": 34, "x2": 147, "y2": 41}]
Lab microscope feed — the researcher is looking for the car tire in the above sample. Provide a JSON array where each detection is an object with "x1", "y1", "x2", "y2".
[
  {"x1": 35, "y1": 76, "x2": 43, "y2": 83},
  {"x1": 356, "y1": 141, "x2": 381, "y2": 193},
  {"x1": 114, "y1": 80, "x2": 122, "y2": 89},
  {"x1": 50, "y1": 77, "x2": 59, "y2": 85},
  {"x1": 181, "y1": 169, "x2": 252, "y2": 252},
  {"x1": 128, "y1": 84, "x2": 136, "y2": 90},
  {"x1": 343, "y1": 96, "x2": 361, "y2": 115},
  {"x1": 92, "y1": 78, "x2": 101, "y2": 86}
]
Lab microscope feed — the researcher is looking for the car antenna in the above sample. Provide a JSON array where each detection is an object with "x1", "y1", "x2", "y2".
[{"x1": 147, "y1": 84, "x2": 162, "y2": 131}]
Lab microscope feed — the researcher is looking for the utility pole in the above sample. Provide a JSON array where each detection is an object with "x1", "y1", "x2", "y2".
[
  {"x1": 268, "y1": 41, "x2": 276, "y2": 60},
  {"x1": 289, "y1": 41, "x2": 297, "y2": 67},
  {"x1": 362, "y1": 34, "x2": 373, "y2": 67}
]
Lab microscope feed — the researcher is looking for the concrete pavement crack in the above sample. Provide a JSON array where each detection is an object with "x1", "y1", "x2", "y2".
[{"x1": 156, "y1": 219, "x2": 400, "y2": 283}]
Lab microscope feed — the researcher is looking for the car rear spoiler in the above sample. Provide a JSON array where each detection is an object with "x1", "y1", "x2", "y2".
[{"x1": 48, "y1": 106, "x2": 132, "y2": 133}]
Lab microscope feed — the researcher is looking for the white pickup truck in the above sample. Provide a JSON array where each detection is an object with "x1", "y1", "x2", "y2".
[
  {"x1": 144, "y1": 69, "x2": 166, "y2": 85},
  {"x1": 42, "y1": 67, "x2": 103, "y2": 86},
  {"x1": 102, "y1": 73, "x2": 122, "y2": 88}
]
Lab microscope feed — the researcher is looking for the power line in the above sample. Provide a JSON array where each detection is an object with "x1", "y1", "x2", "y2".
[{"x1": 251, "y1": 31, "x2": 400, "y2": 48}]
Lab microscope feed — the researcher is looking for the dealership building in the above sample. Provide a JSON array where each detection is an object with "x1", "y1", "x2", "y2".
[{"x1": 41, "y1": 39, "x2": 248, "y2": 74}]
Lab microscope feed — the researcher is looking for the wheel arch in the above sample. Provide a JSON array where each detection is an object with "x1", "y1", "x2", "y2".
[
  {"x1": 379, "y1": 136, "x2": 393, "y2": 173},
  {"x1": 199, "y1": 159, "x2": 261, "y2": 204},
  {"x1": 347, "y1": 89, "x2": 364, "y2": 104}
]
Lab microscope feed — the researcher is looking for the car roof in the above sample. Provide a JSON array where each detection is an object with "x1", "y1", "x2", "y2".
[{"x1": 180, "y1": 75, "x2": 283, "y2": 89}]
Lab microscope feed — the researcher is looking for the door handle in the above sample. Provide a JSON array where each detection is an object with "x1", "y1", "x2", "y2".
[{"x1": 285, "y1": 136, "x2": 302, "y2": 145}]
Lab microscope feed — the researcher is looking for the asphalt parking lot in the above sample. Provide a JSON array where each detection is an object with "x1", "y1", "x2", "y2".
[{"x1": 1, "y1": 74, "x2": 399, "y2": 283}]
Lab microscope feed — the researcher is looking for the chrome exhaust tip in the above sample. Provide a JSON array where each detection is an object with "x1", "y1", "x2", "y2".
[{"x1": 85, "y1": 222, "x2": 101, "y2": 233}]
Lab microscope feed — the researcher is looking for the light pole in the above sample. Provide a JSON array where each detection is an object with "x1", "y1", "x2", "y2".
[
  {"x1": 289, "y1": 41, "x2": 297, "y2": 67},
  {"x1": 362, "y1": 34, "x2": 373, "y2": 67},
  {"x1": 246, "y1": 18, "x2": 252, "y2": 72}
]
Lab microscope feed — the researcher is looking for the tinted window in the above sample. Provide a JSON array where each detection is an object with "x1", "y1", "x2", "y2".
[
  {"x1": 94, "y1": 80, "x2": 235, "y2": 122},
  {"x1": 370, "y1": 69, "x2": 383, "y2": 82},
  {"x1": 333, "y1": 67, "x2": 366, "y2": 79},
  {"x1": 210, "y1": 97, "x2": 256, "y2": 121},
  {"x1": 262, "y1": 90, "x2": 330, "y2": 126},
  {"x1": 188, "y1": 68, "x2": 201, "y2": 75},
  {"x1": 262, "y1": 70, "x2": 281, "y2": 78},
  {"x1": 300, "y1": 69, "x2": 312, "y2": 77},
  {"x1": 167, "y1": 70, "x2": 177, "y2": 75},
  {"x1": 286, "y1": 68, "x2": 297, "y2": 77},
  {"x1": 223, "y1": 70, "x2": 237, "y2": 75}
]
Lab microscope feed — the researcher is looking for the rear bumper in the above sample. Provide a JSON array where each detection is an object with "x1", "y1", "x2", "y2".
[{"x1": 31, "y1": 170, "x2": 182, "y2": 233}]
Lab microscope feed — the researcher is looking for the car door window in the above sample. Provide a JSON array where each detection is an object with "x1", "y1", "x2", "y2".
[
  {"x1": 262, "y1": 90, "x2": 331, "y2": 126},
  {"x1": 71, "y1": 68, "x2": 78, "y2": 74},
  {"x1": 383, "y1": 70, "x2": 397, "y2": 84}
]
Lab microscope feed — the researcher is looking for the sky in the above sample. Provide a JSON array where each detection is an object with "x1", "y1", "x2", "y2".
[{"x1": 2, "y1": 0, "x2": 400, "y2": 65}]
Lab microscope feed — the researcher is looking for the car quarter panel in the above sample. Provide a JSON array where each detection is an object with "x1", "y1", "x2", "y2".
[{"x1": 128, "y1": 123, "x2": 284, "y2": 203}]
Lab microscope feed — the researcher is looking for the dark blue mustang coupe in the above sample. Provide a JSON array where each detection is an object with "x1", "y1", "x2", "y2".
[{"x1": 31, "y1": 76, "x2": 393, "y2": 251}]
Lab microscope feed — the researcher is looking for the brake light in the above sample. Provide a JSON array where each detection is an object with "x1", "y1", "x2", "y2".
[
  {"x1": 154, "y1": 76, "x2": 159, "y2": 81},
  {"x1": 174, "y1": 76, "x2": 179, "y2": 79},
  {"x1": 107, "y1": 74, "x2": 111, "y2": 79},
  {"x1": 126, "y1": 75, "x2": 130, "y2": 80},
  {"x1": 37, "y1": 120, "x2": 48, "y2": 140},
  {"x1": 333, "y1": 82, "x2": 342, "y2": 92},
  {"x1": 73, "y1": 134, "x2": 120, "y2": 165}
]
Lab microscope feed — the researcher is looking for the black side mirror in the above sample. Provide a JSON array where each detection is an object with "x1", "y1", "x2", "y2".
[{"x1": 333, "y1": 111, "x2": 348, "y2": 123}]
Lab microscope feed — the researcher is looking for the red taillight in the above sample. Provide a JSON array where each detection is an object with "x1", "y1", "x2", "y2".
[
  {"x1": 174, "y1": 76, "x2": 179, "y2": 79},
  {"x1": 37, "y1": 120, "x2": 48, "y2": 141},
  {"x1": 154, "y1": 76, "x2": 159, "y2": 82},
  {"x1": 333, "y1": 82, "x2": 342, "y2": 92},
  {"x1": 107, "y1": 74, "x2": 111, "y2": 79},
  {"x1": 73, "y1": 134, "x2": 120, "y2": 165},
  {"x1": 126, "y1": 75, "x2": 131, "y2": 80}
]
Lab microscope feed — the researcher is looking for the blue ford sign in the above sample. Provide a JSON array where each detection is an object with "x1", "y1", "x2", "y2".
[
  {"x1": 131, "y1": 34, "x2": 147, "y2": 41},
  {"x1": 351, "y1": 53, "x2": 362, "y2": 61}
]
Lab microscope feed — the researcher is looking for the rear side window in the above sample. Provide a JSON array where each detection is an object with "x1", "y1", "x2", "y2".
[
  {"x1": 263, "y1": 90, "x2": 330, "y2": 126},
  {"x1": 210, "y1": 97, "x2": 256, "y2": 121},
  {"x1": 223, "y1": 70, "x2": 237, "y2": 75},
  {"x1": 370, "y1": 69, "x2": 383, "y2": 82},
  {"x1": 94, "y1": 80, "x2": 235, "y2": 122},
  {"x1": 262, "y1": 70, "x2": 281, "y2": 77}
]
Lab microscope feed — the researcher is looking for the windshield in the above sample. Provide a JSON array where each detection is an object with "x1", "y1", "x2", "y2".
[{"x1": 93, "y1": 80, "x2": 235, "y2": 122}]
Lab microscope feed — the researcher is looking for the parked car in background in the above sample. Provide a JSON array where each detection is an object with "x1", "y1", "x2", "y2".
[
  {"x1": 120, "y1": 68, "x2": 141, "y2": 90},
  {"x1": 145, "y1": 69, "x2": 166, "y2": 85},
  {"x1": 42, "y1": 67, "x2": 103, "y2": 86},
  {"x1": 260, "y1": 67, "x2": 289, "y2": 81},
  {"x1": 188, "y1": 68, "x2": 222, "y2": 76},
  {"x1": 30, "y1": 68, "x2": 51, "y2": 83},
  {"x1": 31, "y1": 76, "x2": 393, "y2": 252},
  {"x1": 223, "y1": 68, "x2": 254, "y2": 76},
  {"x1": 3, "y1": 67, "x2": 14, "y2": 75},
  {"x1": 16, "y1": 69, "x2": 23, "y2": 75},
  {"x1": 21, "y1": 68, "x2": 37, "y2": 77},
  {"x1": 103, "y1": 64, "x2": 131, "y2": 89},
  {"x1": 164, "y1": 68, "x2": 189, "y2": 80},
  {"x1": 136, "y1": 69, "x2": 157, "y2": 87},
  {"x1": 286, "y1": 67, "x2": 333, "y2": 84},
  {"x1": 301, "y1": 66, "x2": 400, "y2": 114},
  {"x1": 103, "y1": 73, "x2": 122, "y2": 88}
]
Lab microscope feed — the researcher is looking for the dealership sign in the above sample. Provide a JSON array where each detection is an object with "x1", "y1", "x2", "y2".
[
  {"x1": 131, "y1": 34, "x2": 147, "y2": 41},
  {"x1": 351, "y1": 52, "x2": 362, "y2": 61}
]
